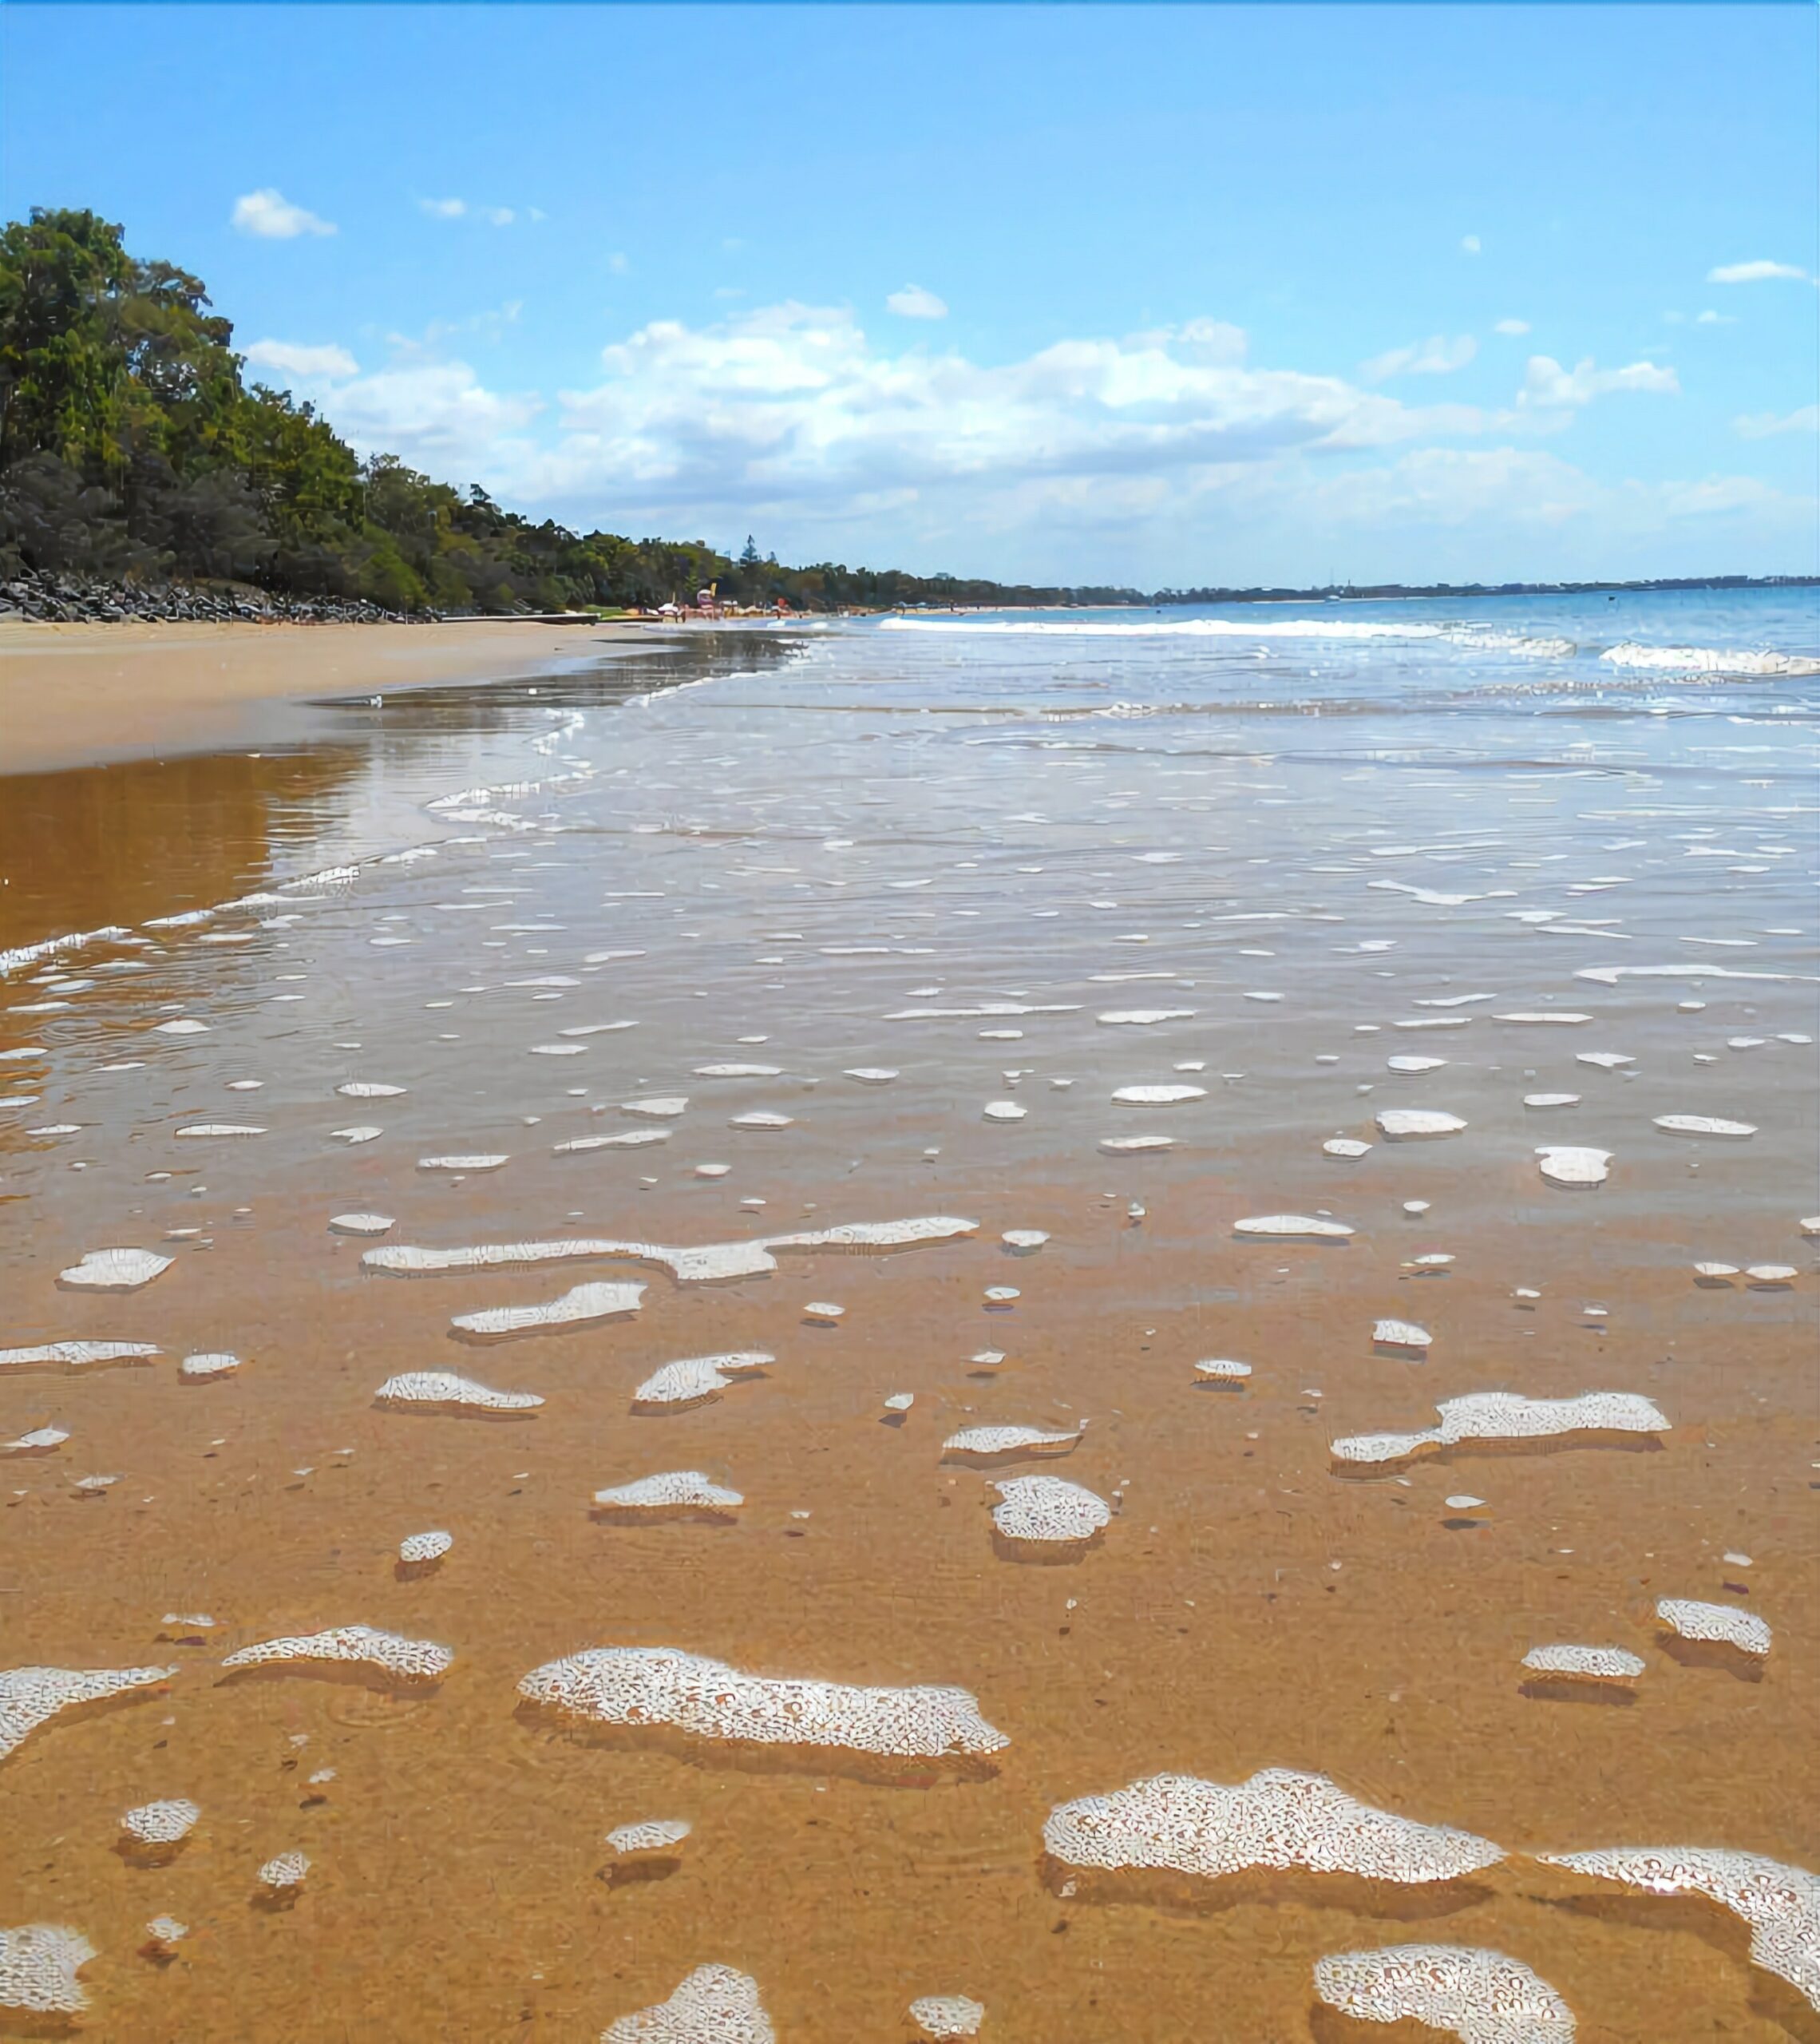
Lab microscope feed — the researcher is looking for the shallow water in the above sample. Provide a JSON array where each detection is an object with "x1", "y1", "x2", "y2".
[{"x1": 2, "y1": 592, "x2": 1817, "y2": 2041}]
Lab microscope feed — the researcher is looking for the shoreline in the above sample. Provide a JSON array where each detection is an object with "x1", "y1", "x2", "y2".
[{"x1": 0, "y1": 616, "x2": 679, "y2": 778}]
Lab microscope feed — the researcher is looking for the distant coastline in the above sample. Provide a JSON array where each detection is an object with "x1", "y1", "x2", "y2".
[{"x1": 1145, "y1": 574, "x2": 1818, "y2": 608}]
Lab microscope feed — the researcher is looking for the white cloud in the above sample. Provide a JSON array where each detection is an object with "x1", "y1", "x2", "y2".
[
  {"x1": 1694, "y1": 309, "x2": 1735, "y2": 325},
  {"x1": 1461, "y1": 234, "x2": 1482, "y2": 255},
  {"x1": 1517, "y1": 354, "x2": 1680, "y2": 410},
  {"x1": 1493, "y1": 318, "x2": 1530, "y2": 336},
  {"x1": 1735, "y1": 403, "x2": 1820, "y2": 439},
  {"x1": 320, "y1": 358, "x2": 543, "y2": 473},
  {"x1": 517, "y1": 303, "x2": 1485, "y2": 529},
  {"x1": 243, "y1": 339, "x2": 360, "y2": 379},
  {"x1": 421, "y1": 197, "x2": 518, "y2": 227},
  {"x1": 274, "y1": 295, "x2": 1810, "y2": 580},
  {"x1": 887, "y1": 283, "x2": 949, "y2": 320},
  {"x1": 1362, "y1": 334, "x2": 1478, "y2": 381},
  {"x1": 1707, "y1": 259, "x2": 1806, "y2": 284},
  {"x1": 231, "y1": 188, "x2": 335, "y2": 240},
  {"x1": 607, "y1": 252, "x2": 630, "y2": 275}
]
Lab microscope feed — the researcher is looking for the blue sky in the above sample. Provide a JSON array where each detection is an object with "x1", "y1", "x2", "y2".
[{"x1": 4, "y1": 2, "x2": 1815, "y2": 584}]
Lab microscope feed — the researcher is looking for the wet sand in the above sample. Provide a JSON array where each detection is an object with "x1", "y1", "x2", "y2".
[
  {"x1": 0, "y1": 618, "x2": 655, "y2": 776},
  {"x1": 0, "y1": 620, "x2": 1814, "y2": 2041}
]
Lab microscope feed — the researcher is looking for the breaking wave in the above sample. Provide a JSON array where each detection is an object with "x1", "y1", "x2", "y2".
[{"x1": 1599, "y1": 641, "x2": 1820, "y2": 678}]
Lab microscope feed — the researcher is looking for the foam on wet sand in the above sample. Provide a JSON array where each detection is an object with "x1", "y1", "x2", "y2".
[{"x1": 518, "y1": 1646, "x2": 1008, "y2": 1762}]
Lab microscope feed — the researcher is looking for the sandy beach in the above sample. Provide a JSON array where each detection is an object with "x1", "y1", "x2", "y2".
[
  {"x1": 0, "y1": 603, "x2": 1814, "y2": 2042},
  {"x1": 0, "y1": 618, "x2": 659, "y2": 777}
]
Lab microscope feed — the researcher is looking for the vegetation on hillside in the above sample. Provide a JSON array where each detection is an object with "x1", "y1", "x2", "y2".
[{"x1": 0, "y1": 207, "x2": 1139, "y2": 614}]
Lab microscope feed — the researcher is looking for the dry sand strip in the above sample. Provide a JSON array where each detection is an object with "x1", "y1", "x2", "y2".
[{"x1": 0, "y1": 617, "x2": 663, "y2": 775}]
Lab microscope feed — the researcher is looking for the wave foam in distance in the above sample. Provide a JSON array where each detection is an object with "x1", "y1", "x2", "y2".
[
  {"x1": 1599, "y1": 641, "x2": 1820, "y2": 678},
  {"x1": 882, "y1": 615, "x2": 1448, "y2": 642}
]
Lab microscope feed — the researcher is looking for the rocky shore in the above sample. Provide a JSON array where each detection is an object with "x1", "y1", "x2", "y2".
[{"x1": 0, "y1": 568, "x2": 424, "y2": 627}]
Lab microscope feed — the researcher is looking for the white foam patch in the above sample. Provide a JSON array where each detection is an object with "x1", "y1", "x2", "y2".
[
  {"x1": 366, "y1": 1215, "x2": 975, "y2": 1286},
  {"x1": 417, "y1": 1154, "x2": 510, "y2": 1173},
  {"x1": 1539, "y1": 1848, "x2": 1818, "y2": 2010},
  {"x1": 911, "y1": 1994, "x2": 986, "y2": 2039},
  {"x1": 633, "y1": 1353, "x2": 774, "y2": 1411},
  {"x1": 944, "y1": 1424, "x2": 1082, "y2": 1464},
  {"x1": 1101, "y1": 1135, "x2": 1174, "y2": 1154},
  {"x1": 1195, "y1": 1359, "x2": 1252, "y2": 1384},
  {"x1": 556, "y1": 1131, "x2": 671, "y2": 1153},
  {"x1": 1113, "y1": 1084, "x2": 1206, "y2": 1105},
  {"x1": 174, "y1": 1123, "x2": 266, "y2": 1139},
  {"x1": 451, "y1": 1281, "x2": 645, "y2": 1340},
  {"x1": 0, "y1": 1341, "x2": 159, "y2": 1374},
  {"x1": 180, "y1": 1352, "x2": 241, "y2": 1381},
  {"x1": 1331, "y1": 1390, "x2": 1668, "y2": 1468},
  {"x1": 57, "y1": 1247, "x2": 172, "y2": 1292},
  {"x1": 329, "y1": 1213, "x2": 395, "y2": 1236},
  {"x1": 0, "y1": 1665, "x2": 176, "y2": 1764},
  {"x1": 121, "y1": 1798, "x2": 200, "y2": 1848},
  {"x1": 1098, "y1": 1009, "x2": 1197, "y2": 1025},
  {"x1": 622, "y1": 1097, "x2": 690, "y2": 1120},
  {"x1": 1324, "y1": 1139, "x2": 1372, "y2": 1159},
  {"x1": 1656, "y1": 1598, "x2": 1771, "y2": 1657},
  {"x1": 1537, "y1": 1147, "x2": 1611, "y2": 1187},
  {"x1": 1521, "y1": 1646, "x2": 1644, "y2": 1683},
  {"x1": 337, "y1": 1082, "x2": 407, "y2": 1098},
  {"x1": 374, "y1": 1371, "x2": 544, "y2": 1415},
  {"x1": 1, "y1": 1426, "x2": 68, "y2": 1456},
  {"x1": 1376, "y1": 1109, "x2": 1467, "y2": 1139},
  {"x1": 1653, "y1": 1115, "x2": 1757, "y2": 1139},
  {"x1": 224, "y1": 1625, "x2": 453, "y2": 1683},
  {"x1": 886, "y1": 1003, "x2": 1080, "y2": 1020},
  {"x1": 991, "y1": 1475, "x2": 1110, "y2": 1545},
  {"x1": 593, "y1": 1472, "x2": 743, "y2": 1513},
  {"x1": 0, "y1": 1924, "x2": 95, "y2": 2017},
  {"x1": 1044, "y1": 1768, "x2": 1502, "y2": 1884},
  {"x1": 399, "y1": 1530, "x2": 453, "y2": 1566},
  {"x1": 1313, "y1": 1944, "x2": 1576, "y2": 2042},
  {"x1": 1374, "y1": 1319, "x2": 1432, "y2": 1351},
  {"x1": 1235, "y1": 1215, "x2": 1354, "y2": 1239},
  {"x1": 520, "y1": 1646, "x2": 1009, "y2": 1760},
  {"x1": 607, "y1": 1818, "x2": 691, "y2": 1856},
  {"x1": 257, "y1": 1852, "x2": 310, "y2": 1891},
  {"x1": 602, "y1": 1965, "x2": 775, "y2": 2044}
]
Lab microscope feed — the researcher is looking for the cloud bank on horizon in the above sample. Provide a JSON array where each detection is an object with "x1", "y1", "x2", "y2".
[
  {"x1": 242, "y1": 294, "x2": 1807, "y2": 584},
  {"x1": 10, "y1": 3, "x2": 1814, "y2": 584}
]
